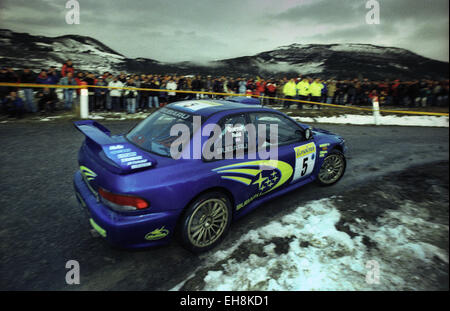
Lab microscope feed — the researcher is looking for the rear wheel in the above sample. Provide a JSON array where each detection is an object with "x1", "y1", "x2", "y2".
[
  {"x1": 179, "y1": 191, "x2": 232, "y2": 253},
  {"x1": 317, "y1": 150, "x2": 346, "y2": 186}
]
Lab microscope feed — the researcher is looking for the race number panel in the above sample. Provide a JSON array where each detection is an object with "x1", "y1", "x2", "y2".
[{"x1": 293, "y1": 142, "x2": 316, "y2": 182}]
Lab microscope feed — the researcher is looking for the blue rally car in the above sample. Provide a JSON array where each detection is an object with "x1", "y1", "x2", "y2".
[{"x1": 73, "y1": 99, "x2": 347, "y2": 253}]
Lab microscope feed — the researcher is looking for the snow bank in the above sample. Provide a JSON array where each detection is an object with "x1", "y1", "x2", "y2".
[
  {"x1": 293, "y1": 114, "x2": 449, "y2": 127},
  {"x1": 173, "y1": 198, "x2": 448, "y2": 291},
  {"x1": 199, "y1": 199, "x2": 369, "y2": 291}
]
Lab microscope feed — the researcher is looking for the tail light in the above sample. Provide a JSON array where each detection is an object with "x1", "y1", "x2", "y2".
[{"x1": 98, "y1": 187, "x2": 149, "y2": 212}]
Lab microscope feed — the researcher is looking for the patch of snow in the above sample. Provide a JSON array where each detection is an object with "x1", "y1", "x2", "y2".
[
  {"x1": 257, "y1": 60, "x2": 324, "y2": 75},
  {"x1": 276, "y1": 44, "x2": 310, "y2": 50},
  {"x1": 77, "y1": 42, "x2": 124, "y2": 61},
  {"x1": 88, "y1": 115, "x2": 105, "y2": 120},
  {"x1": 198, "y1": 199, "x2": 367, "y2": 291},
  {"x1": 299, "y1": 61, "x2": 325, "y2": 75},
  {"x1": 330, "y1": 44, "x2": 402, "y2": 55},
  {"x1": 35, "y1": 42, "x2": 52, "y2": 47},
  {"x1": 389, "y1": 63, "x2": 409, "y2": 70},
  {"x1": 292, "y1": 114, "x2": 449, "y2": 127},
  {"x1": 173, "y1": 198, "x2": 448, "y2": 291}
]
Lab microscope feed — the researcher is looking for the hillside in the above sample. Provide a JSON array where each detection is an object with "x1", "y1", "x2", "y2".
[{"x1": 0, "y1": 29, "x2": 448, "y2": 80}]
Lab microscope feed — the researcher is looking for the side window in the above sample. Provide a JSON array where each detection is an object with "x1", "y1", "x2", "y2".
[
  {"x1": 218, "y1": 114, "x2": 248, "y2": 157},
  {"x1": 249, "y1": 112, "x2": 303, "y2": 147}
]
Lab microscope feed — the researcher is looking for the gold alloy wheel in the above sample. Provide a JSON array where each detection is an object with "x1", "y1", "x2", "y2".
[
  {"x1": 187, "y1": 198, "x2": 229, "y2": 248},
  {"x1": 318, "y1": 153, "x2": 345, "y2": 185}
]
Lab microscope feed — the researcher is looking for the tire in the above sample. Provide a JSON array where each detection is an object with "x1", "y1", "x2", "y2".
[
  {"x1": 317, "y1": 149, "x2": 346, "y2": 186},
  {"x1": 179, "y1": 191, "x2": 232, "y2": 253}
]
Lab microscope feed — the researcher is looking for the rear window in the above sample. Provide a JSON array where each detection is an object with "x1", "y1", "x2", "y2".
[{"x1": 126, "y1": 108, "x2": 195, "y2": 157}]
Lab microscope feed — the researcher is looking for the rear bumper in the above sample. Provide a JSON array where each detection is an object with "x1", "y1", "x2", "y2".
[{"x1": 73, "y1": 171, "x2": 181, "y2": 249}]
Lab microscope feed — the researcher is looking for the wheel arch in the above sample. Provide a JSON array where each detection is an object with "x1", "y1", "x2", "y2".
[
  {"x1": 175, "y1": 186, "x2": 236, "y2": 232},
  {"x1": 331, "y1": 144, "x2": 344, "y2": 153}
]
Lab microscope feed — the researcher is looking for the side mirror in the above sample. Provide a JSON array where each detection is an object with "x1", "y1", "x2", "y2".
[{"x1": 304, "y1": 128, "x2": 313, "y2": 140}]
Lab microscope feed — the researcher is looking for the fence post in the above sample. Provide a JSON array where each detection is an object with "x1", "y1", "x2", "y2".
[
  {"x1": 372, "y1": 96, "x2": 381, "y2": 126},
  {"x1": 80, "y1": 87, "x2": 89, "y2": 119}
]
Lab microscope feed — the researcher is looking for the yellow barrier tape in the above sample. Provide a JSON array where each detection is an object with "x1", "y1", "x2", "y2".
[{"x1": 0, "y1": 82, "x2": 448, "y2": 116}]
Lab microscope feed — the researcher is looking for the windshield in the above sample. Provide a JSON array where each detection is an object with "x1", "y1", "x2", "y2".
[{"x1": 126, "y1": 108, "x2": 195, "y2": 157}]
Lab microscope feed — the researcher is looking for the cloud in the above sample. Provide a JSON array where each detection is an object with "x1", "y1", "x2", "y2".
[
  {"x1": 381, "y1": 0, "x2": 449, "y2": 22},
  {"x1": 0, "y1": 0, "x2": 448, "y2": 62},
  {"x1": 267, "y1": 0, "x2": 364, "y2": 25},
  {"x1": 265, "y1": 0, "x2": 449, "y2": 61}
]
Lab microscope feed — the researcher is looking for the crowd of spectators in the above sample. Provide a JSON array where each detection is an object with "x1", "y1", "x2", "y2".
[{"x1": 0, "y1": 59, "x2": 448, "y2": 118}]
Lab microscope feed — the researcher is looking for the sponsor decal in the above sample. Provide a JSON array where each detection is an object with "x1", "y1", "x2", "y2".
[
  {"x1": 126, "y1": 159, "x2": 149, "y2": 166},
  {"x1": 103, "y1": 144, "x2": 153, "y2": 171},
  {"x1": 120, "y1": 156, "x2": 143, "y2": 163},
  {"x1": 145, "y1": 226, "x2": 170, "y2": 241},
  {"x1": 295, "y1": 143, "x2": 316, "y2": 158},
  {"x1": 213, "y1": 160, "x2": 293, "y2": 210},
  {"x1": 162, "y1": 108, "x2": 190, "y2": 120},
  {"x1": 293, "y1": 142, "x2": 316, "y2": 182},
  {"x1": 319, "y1": 143, "x2": 329, "y2": 152},
  {"x1": 80, "y1": 165, "x2": 97, "y2": 181},
  {"x1": 117, "y1": 152, "x2": 137, "y2": 159},
  {"x1": 109, "y1": 144, "x2": 124, "y2": 150},
  {"x1": 110, "y1": 148, "x2": 132, "y2": 155},
  {"x1": 131, "y1": 162, "x2": 152, "y2": 169},
  {"x1": 319, "y1": 143, "x2": 329, "y2": 158}
]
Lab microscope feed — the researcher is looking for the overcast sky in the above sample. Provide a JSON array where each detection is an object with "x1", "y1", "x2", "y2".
[{"x1": 0, "y1": 0, "x2": 448, "y2": 63}]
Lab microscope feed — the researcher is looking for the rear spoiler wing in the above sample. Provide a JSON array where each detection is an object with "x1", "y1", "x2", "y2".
[{"x1": 74, "y1": 120, "x2": 157, "y2": 174}]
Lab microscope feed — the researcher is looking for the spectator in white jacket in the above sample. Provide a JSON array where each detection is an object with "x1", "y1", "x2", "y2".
[
  {"x1": 108, "y1": 76, "x2": 124, "y2": 111},
  {"x1": 166, "y1": 79, "x2": 177, "y2": 103}
]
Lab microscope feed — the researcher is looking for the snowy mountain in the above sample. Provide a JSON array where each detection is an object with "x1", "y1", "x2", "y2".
[
  {"x1": 0, "y1": 29, "x2": 448, "y2": 80},
  {"x1": 0, "y1": 29, "x2": 129, "y2": 74},
  {"x1": 211, "y1": 43, "x2": 449, "y2": 80}
]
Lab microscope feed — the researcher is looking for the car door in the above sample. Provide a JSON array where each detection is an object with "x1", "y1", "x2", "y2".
[
  {"x1": 247, "y1": 111, "x2": 317, "y2": 187},
  {"x1": 209, "y1": 111, "x2": 316, "y2": 212}
]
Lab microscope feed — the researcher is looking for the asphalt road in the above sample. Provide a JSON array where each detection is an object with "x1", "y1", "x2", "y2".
[{"x1": 0, "y1": 120, "x2": 448, "y2": 290}]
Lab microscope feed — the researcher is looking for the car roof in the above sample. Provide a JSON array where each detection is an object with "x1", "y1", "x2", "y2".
[{"x1": 166, "y1": 99, "x2": 265, "y2": 118}]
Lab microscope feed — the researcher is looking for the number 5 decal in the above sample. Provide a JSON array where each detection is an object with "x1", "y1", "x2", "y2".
[
  {"x1": 293, "y1": 143, "x2": 316, "y2": 182},
  {"x1": 301, "y1": 157, "x2": 308, "y2": 176}
]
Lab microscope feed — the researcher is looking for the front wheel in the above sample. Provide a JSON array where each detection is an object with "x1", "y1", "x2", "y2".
[
  {"x1": 317, "y1": 150, "x2": 346, "y2": 186},
  {"x1": 179, "y1": 192, "x2": 232, "y2": 253}
]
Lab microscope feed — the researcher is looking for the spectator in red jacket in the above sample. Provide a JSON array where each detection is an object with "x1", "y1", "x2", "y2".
[
  {"x1": 255, "y1": 79, "x2": 266, "y2": 104},
  {"x1": 255, "y1": 79, "x2": 265, "y2": 94},
  {"x1": 61, "y1": 60, "x2": 75, "y2": 77},
  {"x1": 265, "y1": 80, "x2": 277, "y2": 105}
]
